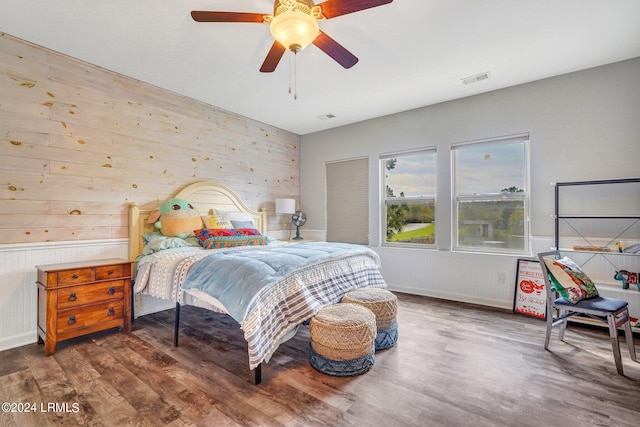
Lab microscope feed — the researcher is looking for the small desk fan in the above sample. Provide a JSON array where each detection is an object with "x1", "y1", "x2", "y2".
[{"x1": 291, "y1": 211, "x2": 307, "y2": 240}]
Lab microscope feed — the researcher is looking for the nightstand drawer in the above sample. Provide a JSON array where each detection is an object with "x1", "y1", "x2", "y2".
[
  {"x1": 57, "y1": 280, "x2": 125, "y2": 309},
  {"x1": 57, "y1": 301, "x2": 124, "y2": 333},
  {"x1": 96, "y1": 264, "x2": 125, "y2": 280},
  {"x1": 57, "y1": 268, "x2": 93, "y2": 286}
]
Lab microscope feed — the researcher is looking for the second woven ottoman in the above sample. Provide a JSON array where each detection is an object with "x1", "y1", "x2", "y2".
[
  {"x1": 342, "y1": 288, "x2": 398, "y2": 350},
  {"x1": 309, "y1": 303, "x2": 376, "y2": 377}
]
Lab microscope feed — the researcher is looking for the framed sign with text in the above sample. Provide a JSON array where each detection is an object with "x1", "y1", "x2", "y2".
[{"x1": 513, "y1": 258, "x2": 547, "y2": 319}]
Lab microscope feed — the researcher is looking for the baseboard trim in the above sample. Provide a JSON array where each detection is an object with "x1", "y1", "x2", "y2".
[
  {"x1": 388, "y1": 284, "x2": 513, "y2": 311},
  {"x1": 0, "y1": 331, "x2": 37, "y2": 353}
]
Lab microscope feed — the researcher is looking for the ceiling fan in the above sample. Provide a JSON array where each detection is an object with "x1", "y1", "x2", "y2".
[{"x1": 191, "y1": 0, "x2": 393, "y2": 72}]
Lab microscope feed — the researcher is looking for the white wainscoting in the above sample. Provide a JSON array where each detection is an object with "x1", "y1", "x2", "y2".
[
  {"x1": 377, "y1": 235, "x2": 640, "y2": 322},
  {"x1": 0, "y1": 232, "x2": 315, "y2": 352},
  {"x1": 0, "y1": 239, "x2": 128, "y2": 352}
]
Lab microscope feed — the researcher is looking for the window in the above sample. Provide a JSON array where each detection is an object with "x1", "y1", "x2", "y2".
[
  {"x1": 452, "y1": 134, "x2": 529, "y2": 253},
  {"x1": 381, "y1": 148, "x2": 436, "y2": 247},
  {"x1": 326, "y1": 158, "x2": 369, "y2": 244}
]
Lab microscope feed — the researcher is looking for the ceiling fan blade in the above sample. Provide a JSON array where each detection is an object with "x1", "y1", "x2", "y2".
[
  {"x1": 312, "y1": 32, "x2": 358, "y2": 69},
  {"x1": 319, "y1": 0, "x2": 393, "y2": 19},
  {"x1": 191, "y1": 11, "x2": 266, "y2": 23},
  {"x1": 260, "y1": 42, "x2": 286, "y2": 73}
]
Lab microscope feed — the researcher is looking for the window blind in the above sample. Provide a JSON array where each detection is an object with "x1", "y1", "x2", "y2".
[{"x1": 326, "y1": 157, "x2": 369, "y2": 244}]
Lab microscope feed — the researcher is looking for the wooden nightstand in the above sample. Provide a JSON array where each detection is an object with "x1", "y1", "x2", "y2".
[{"x1": 36, "y1": 258, "x2": 132, "y2": 356}]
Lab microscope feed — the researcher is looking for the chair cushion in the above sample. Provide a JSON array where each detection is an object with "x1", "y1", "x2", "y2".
[
  {"x1": 555, "y1": 296, "x2": 628, "y2": 312},
  {"x1": 544, "y1": 256, "x2": 599, "y2": 303}
]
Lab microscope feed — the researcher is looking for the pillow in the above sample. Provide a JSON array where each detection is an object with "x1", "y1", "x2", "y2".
[
  {"x1": 196, "y1": 234, "x2": 267, "y2": 250},
  {"x1": 201, "y1": 215, "x2": 220, "y2": 229},
  {"x1": 543, "y1": 256, "x2": 599, "y2": 303},
  {"x1": 141, "y1": 232, "x2": 201, "y2": 255},
  {"x1": 193, "y1": 228, "x2": 238, "y2": 244},
  {"x1": 231, "y1": 220, "x2": 256, "y2": 229},
  {"x1": 212, "y1": 210, "x2": 234, "y2": 229},
  {"x1": 227, "y1": 211, "x2": 254, "y2": 223},
  {"x1": 235, "y1": 227, "x2": 262, "y2": 236}
]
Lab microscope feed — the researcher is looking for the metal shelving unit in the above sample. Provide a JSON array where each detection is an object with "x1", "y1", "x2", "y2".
[
  {"x1": 554, "y1": 177, "x2": 640, "y2": 250},
  {"x1": 553, "y1": 178, "x2": 640, "y2": 332}
]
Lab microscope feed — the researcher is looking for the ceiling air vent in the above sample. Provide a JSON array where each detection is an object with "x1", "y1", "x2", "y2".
[
  {"x1": 317, "y1": 114, "x2": 336, "y2": 121},
  {"x1": 461, "y1": 72, "x2": 490, "y2": 85}
]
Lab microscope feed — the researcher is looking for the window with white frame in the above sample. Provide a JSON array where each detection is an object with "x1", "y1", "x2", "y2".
[
  {"x1": 381, "y1": 148, "x2": 436, "y2": 247},
  {"x1": 452, "y1": 134, "x2": 529, "y2": 253}
]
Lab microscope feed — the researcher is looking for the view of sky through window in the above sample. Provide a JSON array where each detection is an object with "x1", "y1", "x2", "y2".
[
  {"x1": 455, "y1": 142, "x2": 525, "y2": 195},
  {"x1": 385, "y1": 151, "x2": 436, "y2": 197}
]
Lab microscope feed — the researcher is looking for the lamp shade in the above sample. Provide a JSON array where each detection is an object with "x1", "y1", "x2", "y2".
[{"x1": 276, "y1": 198, "x2": 296, "y2": 214}]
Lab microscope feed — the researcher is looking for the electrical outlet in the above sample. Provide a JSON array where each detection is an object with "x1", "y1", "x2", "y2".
[{"x1": 497, "y1": 272, "x2": 506, "y2": 284}]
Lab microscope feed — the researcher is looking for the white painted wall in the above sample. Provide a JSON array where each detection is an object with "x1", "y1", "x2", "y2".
[{"x1": 300, "y1": 58, "x2": 640, "y2": 312}]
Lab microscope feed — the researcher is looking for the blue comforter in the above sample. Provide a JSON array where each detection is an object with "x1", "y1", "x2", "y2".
[{"x1": 181, "y1": 241, "x2": 379, "y2": 322}]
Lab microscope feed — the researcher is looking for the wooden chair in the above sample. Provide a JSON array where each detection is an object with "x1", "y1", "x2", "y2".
[{"x1": 538, "y1": 250, "x2": 637, "y2": 375}]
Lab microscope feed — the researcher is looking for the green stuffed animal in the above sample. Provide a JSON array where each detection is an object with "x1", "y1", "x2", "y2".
[{"x1": 147, "y1": 197, "x2": 203, "y2": 238}]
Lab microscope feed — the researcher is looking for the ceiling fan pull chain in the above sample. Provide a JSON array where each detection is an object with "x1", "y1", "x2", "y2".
[
  {"x1": 288, "y1": 51, "x2": 292, "y2": 96},
  {"x1": 293, "y1": 50, "x2": 298, "y2": 100},
  {"x1": 287, "y1": 50, "x2": 298, "y2": 100}
]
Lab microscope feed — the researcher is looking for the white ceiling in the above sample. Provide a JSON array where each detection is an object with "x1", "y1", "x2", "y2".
[{"x1": 2, "y1": 1, "x2": 640, "y2": 135}]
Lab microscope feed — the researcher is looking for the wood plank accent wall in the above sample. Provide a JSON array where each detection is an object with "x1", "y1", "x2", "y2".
[{"x1": 0, "y1": 33, "x2": 300, "y2": 244}]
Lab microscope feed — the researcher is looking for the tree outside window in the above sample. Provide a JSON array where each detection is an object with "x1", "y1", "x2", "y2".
[{"x1": 381, "y1": 149, "x2": 436, "y2": 247}]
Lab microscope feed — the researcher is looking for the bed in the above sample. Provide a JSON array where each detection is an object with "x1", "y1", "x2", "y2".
[{"x1": 128, "y1": 180, "x2": 387, "y2": 383}]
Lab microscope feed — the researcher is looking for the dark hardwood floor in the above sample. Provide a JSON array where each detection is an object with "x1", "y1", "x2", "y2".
[{"x1": 1, "y1": 293, "x2": 639, "y2": 426}]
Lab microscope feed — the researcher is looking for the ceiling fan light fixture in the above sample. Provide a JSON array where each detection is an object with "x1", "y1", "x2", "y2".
[{"x1": 269, "y1": 1, "x2": 320, "y2": 52}]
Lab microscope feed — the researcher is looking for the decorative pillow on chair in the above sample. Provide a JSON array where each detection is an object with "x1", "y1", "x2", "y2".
[{"x1": 543, "y1": 257, "x2": 599, "y2": 303}]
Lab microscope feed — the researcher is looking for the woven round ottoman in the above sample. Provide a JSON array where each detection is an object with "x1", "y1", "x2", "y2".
[
  {"x1": 342, "y1": 288, "x2": 398, "y2": 350},
  {"x1": 309, "y1": 303, "x2": 376, "y2": 377}
]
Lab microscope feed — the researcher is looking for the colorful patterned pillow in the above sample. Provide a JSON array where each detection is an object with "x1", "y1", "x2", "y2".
[
  {"x1": 235, "y1": 228, "x2": 262, "y2": 236},
  {"x1": 543, "y1": 256, "x2": 599, "y2": 303},
  {"x1": 196, "y1": 234, "x2": 267, "y2": 250},
  {"x1": 193, "y1": 228, "x2": 238, "y2": 245}
]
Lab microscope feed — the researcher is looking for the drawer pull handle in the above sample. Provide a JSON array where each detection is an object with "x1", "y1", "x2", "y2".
[
  {"x1": 107, "y1": 286, "x2": 115, "y2": 295},
  {"x1": 67, "y1": 315, "x2": 76, "y2": 325},
  {"x1": 108, "y1": 307, "x2": 115, "y2": 316},
  {"x1": 68, "y1": 292, "x2": 77, "y2": 302},
  {"x1": 72, "y1": 274, "x2": 79, "y2": 279},
  {"x1": 107, "y1": 270, "x2": 114, "y2": 275}
]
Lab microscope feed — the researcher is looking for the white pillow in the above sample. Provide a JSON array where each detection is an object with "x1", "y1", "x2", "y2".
[
  {"x1": 227, "y1": 211, "x2": 254, "y2": 223},
  {"x1": 213, "y1": 209, "x2": 254, "y2": 229}
]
